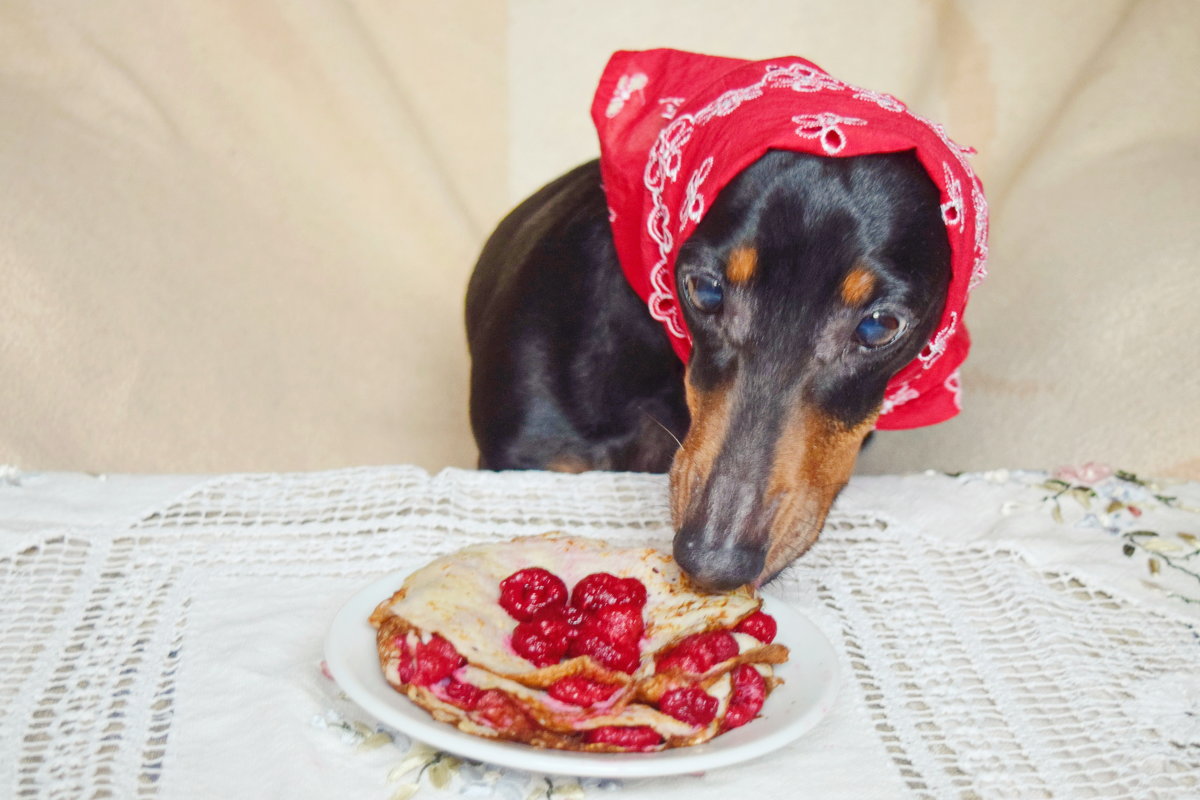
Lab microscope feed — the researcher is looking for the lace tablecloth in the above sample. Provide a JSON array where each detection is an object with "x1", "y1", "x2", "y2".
[{"x1": 1, "y1": 464, "x2": 1198, "y2": 799}]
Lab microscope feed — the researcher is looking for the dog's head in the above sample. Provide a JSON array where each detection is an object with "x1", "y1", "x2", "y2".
[{"x1": 668, "y1": 149, "x2": 951, "y2": 590}]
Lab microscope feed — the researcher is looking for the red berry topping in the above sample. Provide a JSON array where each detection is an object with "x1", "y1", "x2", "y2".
[
  {"x1": 563, "y1": 605, "x2": 588, "y2": 635},
  {"x1": 734, "y1": 610, "x2": 778, "y2": 644},
  {"x1": 397, "y1": 634, "x2": 465, "y2": 686},
  {"x1": 568, "y1": 632, "x2": 640, "y2": 674},
  {"x1": 659, "y1": 685, "x2": 719, "y2": 726},
  {"x1": 394, "y1": 635, "x2": 415, "y2": 683},
  {"x1": 583, "y1": 725, "x2": 663, "y2": 751},
  {"x1": 656, "y1": 631, "x2": 739, "y2": 674},
  {"x1": 443, "y1": 677, "x2": 484, "y2": 710},
  {"x1": 722, "y1": 664, "x2": 767, "y2": 730},
  {"x1": 547, "y1": 676, "x2": 620, "y2": 706},
  {"x1": 473, "y1": 689, "x2": 532, "y2": 733},
  {"x1": 499, "y1": 567, "x2": 568, "y2": 622},
  {"x1": 571, "y1": 572, "x2": 648, "y2": 612},
  {"x1": 511, "y1": 611, "x2": 573, "y2": 667},
  {"x1": 577, "y1": 602, "x2": 645, "y2": 650},
  {"x1": 722, "y1": 702, "x2": 755, "y2": 731}
]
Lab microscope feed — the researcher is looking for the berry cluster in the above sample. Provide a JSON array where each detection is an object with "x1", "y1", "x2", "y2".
[
  {"x1": 651, "y1": 610, "x2": 775, "y2": 730},
  {"x1": 386, "y1": 629, "x2": 536, "y2": 734},
  {"x1": 394, "y1": 633, "x2": 465, "y2": 687},
  {"x1": 497, "y1": 566, "x2": 778, "y2": 747},
  {"x1": 500, "y1": 567, "x2": 648, "y2": 674}
]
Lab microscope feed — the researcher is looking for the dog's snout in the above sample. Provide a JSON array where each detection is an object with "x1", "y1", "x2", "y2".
[{"x1": 673, "y1": 526, "x2": 765, "y2": 592}]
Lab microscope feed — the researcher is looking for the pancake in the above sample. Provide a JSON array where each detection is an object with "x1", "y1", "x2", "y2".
[{"x1": 368, "y1": 532, "x2": 788, "y2": 751}]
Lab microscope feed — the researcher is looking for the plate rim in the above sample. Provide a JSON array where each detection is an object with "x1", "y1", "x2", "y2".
[{"x1": 323, "y1": 569, "x2": 840, "y2": 778}]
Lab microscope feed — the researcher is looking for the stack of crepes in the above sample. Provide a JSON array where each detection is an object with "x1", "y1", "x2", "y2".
[{"x1": 369, "y1": 533, "x2": 789, "y2": 751}]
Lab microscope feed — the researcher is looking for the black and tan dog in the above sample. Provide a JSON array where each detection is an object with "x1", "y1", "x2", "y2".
[
  {"x1": 464, "y1": 49, "x2": 984, "y2": 592},
  {"x1": 466, "y1": 150, "x2": 949, "y2": 590}
]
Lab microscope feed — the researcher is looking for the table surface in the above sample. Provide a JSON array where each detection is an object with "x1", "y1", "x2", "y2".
[{"x1": 1, "y1": 464, "x2": 1198, "y2": 799}]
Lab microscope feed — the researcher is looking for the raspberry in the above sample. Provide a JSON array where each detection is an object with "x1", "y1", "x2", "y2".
[
  {"x1": 394, "y1": 635, "x2": 415, "y2": 683},
  {"x1": 396, "y1": 634, "x2": 465, "y2": 686},
  {"x1": 568, "y1": 632, "x2": 640, "y2": 674},
  {"x1": 571, "y1": 573, "x2": 648, "y2": 612},
  {"x1": 655, "y1": 631, "x2": 739, "y2": 674},
  {"x1": 563, "y1": 605, "x2": 588, "y2": 635},
  {"x1": 722, "y1": 703, "x2": 755, "y2": 731},
  {"x1": 583, "y1": 725, "x2": 662, "y2": 751},
  {"x1": 722, "y1": 664, "x2": 767, "y2": 730},
  {"x1": 734, "y1": 611, "x2": 778, "y2": 644},
  {"x1": 473, "y1": 689, "x2": 532, "y2": 733},
  {"x1": 659, "y1": 685, "x2": 719, "y2": 726},
  {"x1": 499, "y1": 567, "x2": 568, "y2": 622},
  {"x1": 443, "y1": 678, "x2": 484, "y2": 710},
  {"x1": 576, "y1": 603, "x2": 644, "y2": 650},
  {"x1": 547, "y1": 676, "x2": 620, "y2": 706},
  {"x1": 511, "y1": 611, "x2": 573, "y2": 667}
]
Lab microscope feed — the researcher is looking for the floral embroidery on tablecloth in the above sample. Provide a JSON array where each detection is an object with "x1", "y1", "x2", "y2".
[
  {"x1": 965, "y1": 464, "x2": 1200, "y2": 606},
  {"x1": 314, "y1": 661, "x2": 622, "y2": 799}
]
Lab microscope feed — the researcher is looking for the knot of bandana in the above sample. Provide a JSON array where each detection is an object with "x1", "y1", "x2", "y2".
[{"x1": 591, "y1": 49, "x2": 988, "y2": 430}]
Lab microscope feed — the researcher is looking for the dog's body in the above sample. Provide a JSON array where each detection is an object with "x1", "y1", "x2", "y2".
[
  {"x1": 467, "y1": 150, "x2": 950, "y2": 590},
  {"x1": 466, "y1": 160, "x2": 688, "y2": 476}
]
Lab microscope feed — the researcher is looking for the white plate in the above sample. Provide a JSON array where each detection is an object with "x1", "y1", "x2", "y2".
[{"x1": 324, "y1": 570, "x2": 840, "y2": 778}]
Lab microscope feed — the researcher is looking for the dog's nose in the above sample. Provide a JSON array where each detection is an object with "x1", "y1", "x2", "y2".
[{"x1": 672, "y1": 527, "x2": 765, "y2": 592}]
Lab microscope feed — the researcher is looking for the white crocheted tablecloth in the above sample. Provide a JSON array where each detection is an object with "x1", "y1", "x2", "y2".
[{"x1": 1, "y1": 464, "x2": 1198, "y2": 799}]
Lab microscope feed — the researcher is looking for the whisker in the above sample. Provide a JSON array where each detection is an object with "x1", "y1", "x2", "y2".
[{"x1": 642, "y1": 408, "x2": 683, "y2": 451}]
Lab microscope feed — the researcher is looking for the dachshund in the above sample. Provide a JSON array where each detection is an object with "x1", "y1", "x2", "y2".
[{"x1": 465, "y1": 149, "x2": 951, "y2": 591}]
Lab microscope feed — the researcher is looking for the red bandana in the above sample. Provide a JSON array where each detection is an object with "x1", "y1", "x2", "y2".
[{"x1": 592, "y1": 49, "x2": 988, "y2": 430}]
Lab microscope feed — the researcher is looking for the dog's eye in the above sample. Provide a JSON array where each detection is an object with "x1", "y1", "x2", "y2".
[
  {"x1": 855, "y1": 311, "x2": 906, "y2": 348},
  {"x1": 684, "y1": 275, "x2": 724, "y2": 313}
]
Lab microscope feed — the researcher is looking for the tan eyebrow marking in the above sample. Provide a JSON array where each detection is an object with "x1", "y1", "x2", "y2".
[
  {"x1": 840, "y1": 265, "x2": 877, "y2": 306},
  {"x1": 725, "y1": 246, "x2": 758, "y2": 284}
]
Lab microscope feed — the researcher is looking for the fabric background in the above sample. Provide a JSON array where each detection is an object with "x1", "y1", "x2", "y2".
[{"x1": 2, "y1": 0, "x2": 1197, "y2": 478}]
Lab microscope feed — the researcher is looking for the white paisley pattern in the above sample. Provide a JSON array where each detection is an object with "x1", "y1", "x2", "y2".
[
  {"x1": 658, "y1": 96, "x2": 685, "y2": 120},
  {"x1": 791, "y1": 113, "x2": 868, "y2": 155},
  {"x1": 969, "y1": 183, "x2": 990, "y2": 288},
  {"x1": 880, "y1": 381, "x2": 920, "y2": 414},
  {"x1": 918, "y1": 311, "x2": 958, "y2": 369},
  {"x1": 944, "y1": 369, "x2": 963, "y2": 410},
  {"x1": 941, "y1": 163, "x2": 964, "y2": 229},
  {"x1": 764, "y1": 62, "x2": 845, "y2": 93},
  {"x1": 680, "y1": 157, "x2": 714, "y2": 231},
  {"x1": 853, "y1": 88, "x2": 906, "y2": 113},
  {"x1": 605, "y1": 72, "x2": 648, "y2": 119}
]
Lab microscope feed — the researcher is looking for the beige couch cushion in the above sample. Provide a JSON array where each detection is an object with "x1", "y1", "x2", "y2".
[
  {"x1": 1, "y1": 0, "x2": 1196, "y2": 478},
  {"x1": 1, "y1": 1, "x2": 504, "y2": 472}
]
